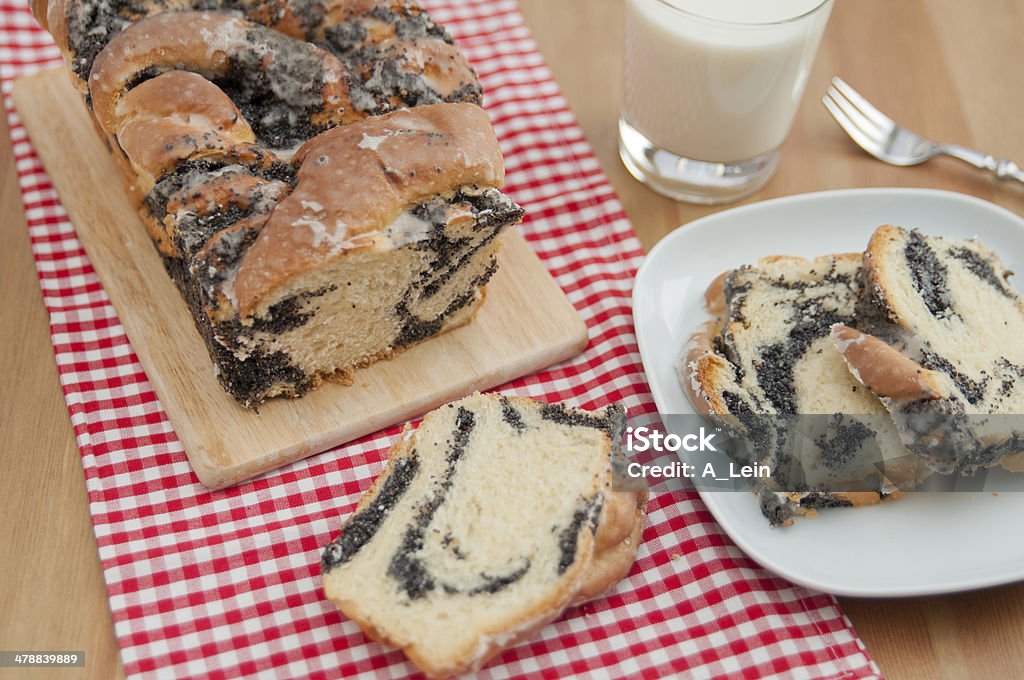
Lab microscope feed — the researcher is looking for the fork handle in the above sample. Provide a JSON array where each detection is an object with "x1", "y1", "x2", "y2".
[{"x1": 940, "y1": 144, "x2": 1024, "y2": 184}]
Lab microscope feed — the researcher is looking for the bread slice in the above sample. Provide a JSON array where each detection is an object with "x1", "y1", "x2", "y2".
[
  {"x1": 682, "y1": 254, "x2": 923, "y2": 525},
  {"x1": 321, "y1": 393, "x2": 647, "y2": 678},
  {"x1": 686, "y1": 254, "x2": 874, "y2": 414},
  {"x1": 832, "y1": 226, "x2": 1024, "y2": 473}
]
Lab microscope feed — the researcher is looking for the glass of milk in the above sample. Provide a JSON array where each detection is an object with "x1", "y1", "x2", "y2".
[{"x1": 619, "y1": 0, "x2": 833, "y2": 204}]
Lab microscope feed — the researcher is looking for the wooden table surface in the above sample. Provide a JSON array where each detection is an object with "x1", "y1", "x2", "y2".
[{"x1": 3, "y1": 0, "x2": 1024, "y2": 678}]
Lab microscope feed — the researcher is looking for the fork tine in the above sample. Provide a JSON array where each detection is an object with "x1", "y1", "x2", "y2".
[
  {"x1": 831, "y1": 77, "x2": 895, "y2": 132},
  {"x1": 826, "y1": 85, "x2": 888, "y2": 139},
  {"x1": 822, "y1": 94, "x2": 886, "y2": 158}
]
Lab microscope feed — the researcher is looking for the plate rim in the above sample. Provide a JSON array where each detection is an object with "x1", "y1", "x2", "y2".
[{"x1": 632, "y1": 187, "x2": 1024, "y2": 597}]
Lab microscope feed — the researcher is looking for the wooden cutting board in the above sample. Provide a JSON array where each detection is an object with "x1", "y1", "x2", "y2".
[{"x1": 12, "y1": 67, "x2": 588, "y2": 489}]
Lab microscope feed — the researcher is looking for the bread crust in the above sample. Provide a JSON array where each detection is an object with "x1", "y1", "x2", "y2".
[
  {"x1": 863, "y1": 225, "x2": 908, "y2": 323},
  {"x1": 830, "y1": 324, "x2": 945, "y2": 403},
  {"x1": 571, "y1": 493, "x2": 646, "y2": 605},
  {"x1": 29, "y1": 0, "x2": 48, "y2": 29},
  {"x1": 682, "y1": 320, "x2": 729, "y2": 417},
  {"x1": 756, "y1": 252, "x2": 862, "y2": 271},
  {"x1": 114, "y1": 71, "x2": 258, "y2": 191},
  {"x1": 234, "y1": 102, "x2": 505, "y2": 316}
]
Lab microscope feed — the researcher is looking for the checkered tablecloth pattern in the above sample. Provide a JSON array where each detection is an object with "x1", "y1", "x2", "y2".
[{"x1": 1, "y1": 1, "x2": 881, "y2": 677}]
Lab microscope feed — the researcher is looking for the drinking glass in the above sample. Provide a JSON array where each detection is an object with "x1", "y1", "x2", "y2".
[{"x1": 619, "y1": 0, "x2": 834, "y2": 204}]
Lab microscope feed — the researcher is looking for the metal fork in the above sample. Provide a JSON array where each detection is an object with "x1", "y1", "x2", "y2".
[{"x1": 823, "y1": 76, "x2": 1024, "y2": 184}]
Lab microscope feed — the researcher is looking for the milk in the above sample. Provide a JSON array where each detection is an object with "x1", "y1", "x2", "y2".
[{"x1": 622, "y1": 0, "x2": 832, "y2": 163}]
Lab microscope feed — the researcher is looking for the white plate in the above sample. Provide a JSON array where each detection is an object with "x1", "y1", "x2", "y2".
[{"x1": 633, "y1": 188, "x2": 1024, "y2": 597}]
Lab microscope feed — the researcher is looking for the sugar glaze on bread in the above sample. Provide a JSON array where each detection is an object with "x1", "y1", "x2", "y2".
[{"x1": 321, "y1": 393, "x2": 647, "y2": 677}]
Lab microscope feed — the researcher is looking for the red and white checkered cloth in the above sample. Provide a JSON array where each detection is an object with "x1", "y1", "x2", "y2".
[{"x1": 1, "y1": 1, "x2": 881, "y2": 677}]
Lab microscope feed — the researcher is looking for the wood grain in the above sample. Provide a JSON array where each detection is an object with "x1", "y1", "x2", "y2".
[
  {"x1": 516, "y1": 1, "x2": 1024, "y2": 679},
  {"x1": 5, "y1": 0, "x2": 1024, "y2": 677},
  {"x1": 11, "y1": 67, "x2": 587, "y2": 489}
]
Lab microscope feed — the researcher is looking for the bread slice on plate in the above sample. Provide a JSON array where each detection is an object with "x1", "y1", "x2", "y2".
[
  {"x1": 832, "y1": 226, "x2": 1024, "y2": 473},
  {"x1": 321, "y1": 393, "x2": 647, "y2": 678},
  {"x1": 682, "y1": 254, "x2": 924, "y2": 526}
]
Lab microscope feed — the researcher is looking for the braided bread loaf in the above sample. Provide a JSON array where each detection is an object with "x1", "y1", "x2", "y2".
[{"x1": 32, "y1": 0, "x2": 524, "y2": 407}]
